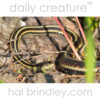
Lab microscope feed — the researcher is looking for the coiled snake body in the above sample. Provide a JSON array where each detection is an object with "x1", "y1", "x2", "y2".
[{"x1": 9, "y1": 25, "x2": 100, "y2": 72}]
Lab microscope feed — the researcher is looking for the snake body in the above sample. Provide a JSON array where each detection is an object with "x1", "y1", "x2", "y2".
[{"x1": 10, "y1": 25, "x2": 100, "y2": 72}]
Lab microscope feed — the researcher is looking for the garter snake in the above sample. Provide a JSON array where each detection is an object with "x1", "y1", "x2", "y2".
[{"x1": 9, "y1": 25, "x2": 100, "y2": 72}]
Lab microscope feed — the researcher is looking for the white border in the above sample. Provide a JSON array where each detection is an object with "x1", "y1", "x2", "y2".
[
  {"x1": 0, "y1": 0, "x2": 99, "y2": 16},
  {"x1": 0, "y1": 83, "x2": 100, "y2": 100}
]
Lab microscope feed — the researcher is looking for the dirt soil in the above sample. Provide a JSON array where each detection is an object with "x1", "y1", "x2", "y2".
[{"x1": 0, "y1": 17, "x2": 100, "y2": 83}]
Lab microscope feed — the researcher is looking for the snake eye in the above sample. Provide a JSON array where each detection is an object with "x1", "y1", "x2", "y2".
[{"x1": 81, "y1": 52, "x2": 85, "y2": 57}]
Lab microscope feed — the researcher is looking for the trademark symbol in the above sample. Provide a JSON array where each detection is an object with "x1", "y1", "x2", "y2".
[{"x1": 87, "y1": 1, "x2": 93, "y2": 5}]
